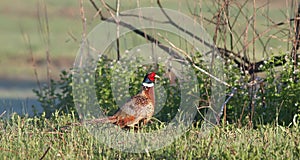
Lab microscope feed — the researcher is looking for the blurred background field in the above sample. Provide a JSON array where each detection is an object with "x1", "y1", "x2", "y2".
[{"x1": 0, "y1": 0, "x2": 296, "y2": 116}]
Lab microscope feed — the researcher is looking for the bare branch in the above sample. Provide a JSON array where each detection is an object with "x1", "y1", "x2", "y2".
[
  {"x1": 20, "y1": 27, "x2": 42, "y2": 92},
  {"x1": 116, "y1": 0, "x2": 120, "y2": 60},
  {"x1": 157, "y1": 33, "x2": 231, "y2": 87},
  {"x1": 99, "y1": 0, "x2": 118, "y2": 22}
]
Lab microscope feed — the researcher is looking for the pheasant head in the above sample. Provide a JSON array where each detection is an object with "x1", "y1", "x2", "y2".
[
  {"x1": 142, "y1": 72, "x2": 160, "y2": 88},
  {"x1": 141, "y1": 72, "x2": 159, "y2": 106}
]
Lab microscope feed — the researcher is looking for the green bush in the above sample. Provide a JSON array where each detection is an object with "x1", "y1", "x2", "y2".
[
  {"x1": 224, "y1": 52, "x2": 300, "y2": 126},
  {"x1": 33, "y1": 56, "x2": 189, "y2": 123},
  {"x1": 93, "y1": 57, "x2": 185, "y2": 122},
  {"x1": 33, "y1": 70, "x2": 74, "y2": 118},
  {"x1": 33, "y1": 52, "x2": 299, "y2": 126}
]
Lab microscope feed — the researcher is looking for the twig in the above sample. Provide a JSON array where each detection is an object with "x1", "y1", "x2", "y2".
[
  {"x1": 291, "y1": 2, "x2": 300, "y2": 81},
  {"x1": 157, "y1": 0, "x2": 221, "y2": 55},
  {"x1": 98, "y1": 0, "x2": 121, "y2": 61},
  {"x1": 243, "y1": 15, "x2": 250, "y2": 70},
  {"x1": 89, "y1": 0, "x2": 105, "y2": 20},
  {"x1": 252, "y1": 0, "x2": 257, "y2": 67},
  {"x1": 224, "y1": 0, "x2": 234, "y2": 51},
  {"x1": 87, "y1": 1, "x2": 297, "y2": 76},
  {"x1": 239, "y1": 21, "x2": 287, "y2": 56},
  {"x1": 157, "y1": 33, "x2": 231, "y2": 87},
  {"x1": 238, "y1": 101, "x2": 248, "y2": 128},
  {"x1": 37, "y1": 0, "x2": 51, "y2": 85},
  {"x1": 249, "y1": 0, "x2": 257, "y2": 127},
  {"x1": 116, "y1": 0, "x2": 120, "y2": 60},
  {"x1": 197, "y1": 106, "x2": 220, "y2": 128},
  {"x1": 216, "y1": 87, "x2": 237, "y2": 125},
  {"x1": 20, "y1": 27, "x2": 41, "y2": 92},
  {"x1": 39, "y1": 146, "x2": 51, "y2": 160},
  {"x1": 67, "y1": 31, "x2": 78, "y2": 42},
  {"x1": 99, "y1": 0, "x2": 117, "y2": 22},
  {"x1": 78, "y1": 0, "x2": 87, "y2": 68},
  {"x1": 88, "y1": 1, "x2": 244, "y2": 75},
  {"x1": 80, "y1": 0, "x2": 86, "y2": 39},
  {"x1": 0, "y1": 147, "x2": 19, "y2": 155}
]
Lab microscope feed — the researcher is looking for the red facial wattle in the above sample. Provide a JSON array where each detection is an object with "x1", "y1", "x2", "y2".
[{"x1": 147, "y1": 72, "x2": 156, "y2": 82}]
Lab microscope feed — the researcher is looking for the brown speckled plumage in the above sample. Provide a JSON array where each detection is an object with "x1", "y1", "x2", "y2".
[{"x1": 88, "y1": 72, "x2": 159, "y2": 128}]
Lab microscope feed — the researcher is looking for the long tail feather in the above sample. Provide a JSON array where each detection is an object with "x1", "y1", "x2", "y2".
[{"x1": 83, "y1": 116, "x2": 117, "y2": 124}]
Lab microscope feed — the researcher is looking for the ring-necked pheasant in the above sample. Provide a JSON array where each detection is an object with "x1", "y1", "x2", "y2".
[{"x1": 87, "y1": 72, "x2": 160, "y2": 128}]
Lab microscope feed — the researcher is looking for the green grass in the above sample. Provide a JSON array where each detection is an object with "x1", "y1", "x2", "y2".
[{"x1": 0, "y1": 113, "x2": 299, "y2": 159}]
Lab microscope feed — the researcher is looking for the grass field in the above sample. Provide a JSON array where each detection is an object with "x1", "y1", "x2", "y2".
[{"x1": 0, "y1": 113, "x2": 299, "y2": 159}]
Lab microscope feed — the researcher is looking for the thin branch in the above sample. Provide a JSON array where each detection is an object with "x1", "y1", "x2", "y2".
[
  {"x1": 0, "y1": 147, "x2": 19, "y2": 155},
  {"x1": 99, "y1": 0, "x2": 117, "y2": 22},
  {"x1": 37, "y1": 0, "x2": 51, "y2": 85},
  {"x1": 291, "y1": 2, "x2": 300, "y2": 78},
  {"x1": 157, "y1": 33, "x2": 231, "y2": 87},
  {"x1": 249, "y1": 0, "x2": 257, "y2": 125},
  {"x1": 238, "y1": 20, "x2": 292, "y2": 57},
  {"x1": 39, "y1": 146, "x2": 51, "y2": 160},
  {"x1": 80, "y1": 0, "x2": 86, "y2": 38},
  {"x1": 78, "y1": 0, "x2": 87, "y2": 67},
  {"x1": 216, "y1": 87, "x2": 237, "y2": 124},
  {"x1": 20, "y1": 27, "x2": 42, "y2": 92},
  {"x1": 116, "y1": 0, "x2": 120, "y2": 60},
  {"x1": 87, "y1": 0, "x2": 296, "y2": 76},
  {"x1": 89, "y1": 0, "x2": 105, "y2": 20}
]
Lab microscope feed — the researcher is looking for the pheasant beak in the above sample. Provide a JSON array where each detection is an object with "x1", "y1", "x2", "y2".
[{"x1": 155, "y1": 75, "x2": 160, "y2": 79}]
